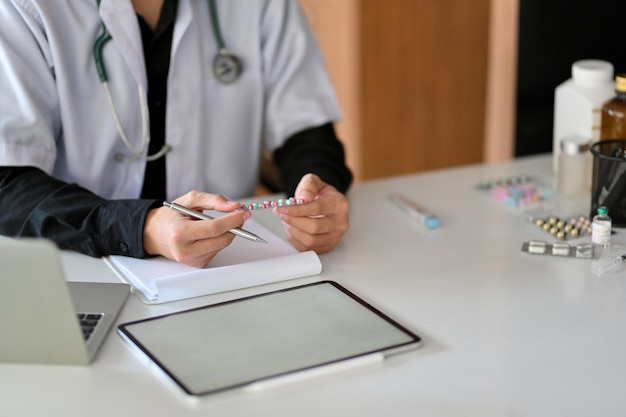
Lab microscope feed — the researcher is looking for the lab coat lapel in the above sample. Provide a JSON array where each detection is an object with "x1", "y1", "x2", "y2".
[
  {"x1": 171, "y1": 0, "x2": 193, "y2": 57},
  {"x1": 98, "y1": 0, "x2": 148, "y2": 89}
]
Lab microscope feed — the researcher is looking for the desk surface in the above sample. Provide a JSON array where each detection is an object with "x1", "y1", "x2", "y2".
[{"x1": 2, "y1": 155, "x2": 625, "y2": 417}]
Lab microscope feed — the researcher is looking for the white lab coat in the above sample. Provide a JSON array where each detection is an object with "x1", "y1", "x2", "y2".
[{"x1": 0, "y1": 0, "x2": 341, "y2": 199}]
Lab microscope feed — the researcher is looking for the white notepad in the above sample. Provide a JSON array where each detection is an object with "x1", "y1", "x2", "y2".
[{"x1": 105, "y1": 218, "x2": 321, "y2": 304}]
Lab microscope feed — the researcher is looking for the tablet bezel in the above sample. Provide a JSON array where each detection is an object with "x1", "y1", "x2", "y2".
[{"x1": 117, "y1": 280, "x2": 422, "y2": 396}]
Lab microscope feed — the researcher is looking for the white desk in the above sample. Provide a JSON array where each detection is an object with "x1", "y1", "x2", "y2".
[{"x1": 2, "y1": 154, "x2": 625, "y2": 417}]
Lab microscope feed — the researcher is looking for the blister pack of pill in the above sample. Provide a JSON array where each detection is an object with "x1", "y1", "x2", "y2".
[
  {"x1": 528, "y1": 215, "x2": 592, "y2": 240},
  {"x1": 477, "y1": 175, "x2": 551, "y2": 208},
  {"x1": 521, "y1": 240, "x2": 599, "y2": 259}
]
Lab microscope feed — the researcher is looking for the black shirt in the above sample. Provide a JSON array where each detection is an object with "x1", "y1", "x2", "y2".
[{"x1": 138, "y1": 0, "x2": 177, "y2": 200}]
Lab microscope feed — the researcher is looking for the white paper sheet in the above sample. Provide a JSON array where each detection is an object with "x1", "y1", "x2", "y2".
[{"x1": 105, "y1": 219, "x2": 322, "y2": 303}]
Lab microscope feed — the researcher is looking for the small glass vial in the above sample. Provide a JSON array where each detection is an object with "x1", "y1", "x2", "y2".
[
  {"x1": 591, "y1": 206, "x2": 611, "y2": 249},
  {"x1": 557, "y1": 136, "x2": 590, "y2": 195}
]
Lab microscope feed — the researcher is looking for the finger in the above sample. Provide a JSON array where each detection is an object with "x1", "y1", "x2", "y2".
[
  {"x1": 170, "y1": 234, "x2": 236, "y2": 267},
  {"x1": 167, "y1": 212, "x2": 246, "y2": 266},
  {"x1": 282, "y1": 221, "x2": 339, "y2": 254},
  {"x1": 274, "y1": 198, "x2": 326, "y2": 217},
  {"x1": 293, "y1": 173, "x2": 323, "y2": 202},
  {"x1": 174, "y1": 190, "x2": 242, "y2": 213},
  {"x1": 275, "y1": 189, "x2": 349, "y2": 219},
  {"x1": 183, "y1": 209, "x2": 251, "y2": 241},
  {"x1": 161, "y1": 208, "x2": 248, "y2": 256},
  {"x1": 278, "y1": 211, "x2": 336, "y2": 235}
]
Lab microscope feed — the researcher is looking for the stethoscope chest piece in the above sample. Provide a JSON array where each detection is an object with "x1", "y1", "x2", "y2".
[{"x1": 213, "y1": 51, "x2": 241, "y2": 84}]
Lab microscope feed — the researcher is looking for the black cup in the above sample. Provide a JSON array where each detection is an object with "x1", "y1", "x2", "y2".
[{"x1": 590, "y1": 139, "x2": 626, "y2": 227}]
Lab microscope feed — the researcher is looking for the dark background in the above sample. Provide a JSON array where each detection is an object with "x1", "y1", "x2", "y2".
[{"x1": 515, "y1": 0, "x2": 626, "y2": 157}]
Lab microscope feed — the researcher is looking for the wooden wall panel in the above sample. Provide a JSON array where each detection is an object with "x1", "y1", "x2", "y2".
[
  {"x1": 359, "y1": 0, "x2": 491, "y2": 180},
  {"x1": 299, "y1": 0, "x2": 493, "y2": 182},
  {"x1": 298, "y1": 0, "x2": 361, "y2": 179}
]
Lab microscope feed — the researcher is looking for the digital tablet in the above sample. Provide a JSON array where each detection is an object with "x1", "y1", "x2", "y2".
[{"x1": 117, "y1": 281, "x2": 422, "y2": 396}]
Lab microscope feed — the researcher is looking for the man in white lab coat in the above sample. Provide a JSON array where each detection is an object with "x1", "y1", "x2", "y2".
[{"x1": 0, "y1": 0, "x2": 352, "y2": 267}]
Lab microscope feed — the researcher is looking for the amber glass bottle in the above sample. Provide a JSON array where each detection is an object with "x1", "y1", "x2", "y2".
[{"x1": 600, "y1": 74, "x2": 626, "y2": 140}]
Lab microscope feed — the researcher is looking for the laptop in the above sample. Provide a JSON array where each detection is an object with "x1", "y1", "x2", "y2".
[{"x1": 0, "y1": 238, "x2": 130, "y2": 365}]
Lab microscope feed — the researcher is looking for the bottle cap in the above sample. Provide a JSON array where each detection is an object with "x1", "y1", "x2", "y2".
[
  {"x1": 598, "y1": 206, "x2": 609, "y2": 215},
  {"x1": 560, "y1": 136, "x2": 590, "y2": 155},
  {"x1": 615, "y1": 74, "x2": 626, "y2": 92},
  {"x1": 572, "y1": 60, "x2": 614, "y2": 87}
]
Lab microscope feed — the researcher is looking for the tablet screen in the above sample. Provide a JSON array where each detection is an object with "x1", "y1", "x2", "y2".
[{"x1": 118, "y1": 281, "x2": 421, "y2": 396}]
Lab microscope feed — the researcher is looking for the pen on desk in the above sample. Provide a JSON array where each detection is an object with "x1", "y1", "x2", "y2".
[
  {"x1": 162, "y1": 201, "x2": 268, "y2": 244},
  {"x1": 389, "y1": 193, "x2": 441, "y2": 229}
]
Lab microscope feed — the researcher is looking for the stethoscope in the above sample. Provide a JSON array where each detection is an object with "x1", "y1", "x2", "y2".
[{"x1": 93, "y1": 0, "x2": 242, "y2": 162}]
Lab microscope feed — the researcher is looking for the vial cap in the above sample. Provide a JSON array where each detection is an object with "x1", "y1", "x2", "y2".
[
  {"x1": 560, "y1": 136, "x2": 590, "y2": 155},
  {"x1": 598, "y1": 206, "x2": 609, "y2": 215},
  {"x1": 615, "y1": 74, "x2": 626, "y2": 92},
  {"x1": 572, "y1": 60, "x2": 614, "y2": 86}
]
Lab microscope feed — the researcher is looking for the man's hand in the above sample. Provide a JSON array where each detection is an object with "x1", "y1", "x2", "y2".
[
  {"x1": 273, "y1": 174, "x2": 349, "y2": 254},
  {"x1": 143, "y1": 190, "x2": 249, "y2": 267}
]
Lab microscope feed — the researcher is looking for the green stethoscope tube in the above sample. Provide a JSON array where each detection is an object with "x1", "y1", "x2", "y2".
[
  {"x1": 92, "y1": 0, "x2": 240, "y2": 162},
  {"x1": 94, "y1": 0, "x2": 239, "y2": 84}
]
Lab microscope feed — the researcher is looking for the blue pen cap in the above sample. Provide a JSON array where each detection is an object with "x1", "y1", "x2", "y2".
[{"x1": 424, "y1": 216, "x2": 440, "y2": 229}]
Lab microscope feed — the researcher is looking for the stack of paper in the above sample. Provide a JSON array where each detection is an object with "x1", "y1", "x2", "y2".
[{"x1": 105, "y1": 219, "x2": 321, "y2": 304}]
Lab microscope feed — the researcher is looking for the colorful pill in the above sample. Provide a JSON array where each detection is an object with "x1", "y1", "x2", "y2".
[{"x1": 242, "y1": 197, "x2": 306, "y2": 210}]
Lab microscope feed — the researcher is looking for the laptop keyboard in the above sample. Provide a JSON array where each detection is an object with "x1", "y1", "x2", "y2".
[{"x1": 77, "y1": 313, "x2": 103, "y2": 341}]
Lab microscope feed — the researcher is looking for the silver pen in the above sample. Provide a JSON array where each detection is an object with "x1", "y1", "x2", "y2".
[{"x1": 163, "y1": 201, "x2": 268, "y2": 244}]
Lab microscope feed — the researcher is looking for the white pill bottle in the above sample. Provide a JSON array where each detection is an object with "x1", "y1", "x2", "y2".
[{"x1": 553, "y1": 60, "x2": 615, "y2": 173}]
